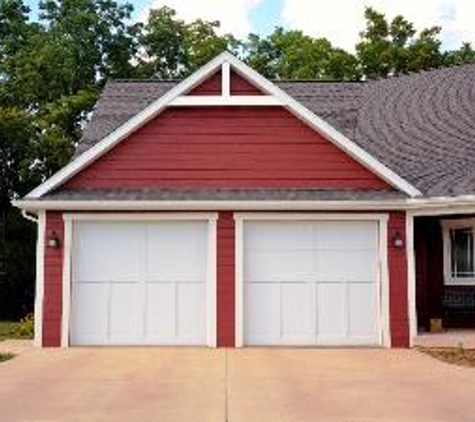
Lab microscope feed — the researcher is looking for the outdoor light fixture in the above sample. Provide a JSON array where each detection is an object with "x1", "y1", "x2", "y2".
[
  {"x1": 47, "y1": 231, "x2": 61, "y2": 249},
  {"x1": 392, "y1": 231, "x2": 404, "y2": 248}
]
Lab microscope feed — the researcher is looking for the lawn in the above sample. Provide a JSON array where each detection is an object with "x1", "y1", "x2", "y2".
[
  {"x1": 0, "y1": 320, "x2": 32, "y2": 341},
  {"x1": 0, "y1": 353, "x2": 14, "y2": 363},
  {"x1": 0, "y1": 321, "x2": 20, "y2": 341}
]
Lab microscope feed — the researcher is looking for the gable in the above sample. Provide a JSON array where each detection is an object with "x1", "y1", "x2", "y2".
[
  {"x1": 187, "y1": 70, "x2": 221, "y2": 95},
  {"x1": 230, "y1": 69, "x2": 264, "y2": 95},
  {"x1": 26, "y1": 52, "x2": 421, "y2": 199},
  {"x1": 187, "y1": 69, "x2": 264, "y2": 96},
  {"x1": 64, "y1": 106, "x2": 391, "y2": 190}
]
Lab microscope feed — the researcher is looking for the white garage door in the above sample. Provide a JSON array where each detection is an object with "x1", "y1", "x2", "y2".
[
  {"x1": 243, "y1": 220, "x2": 381, "y2": 346},
  {"x1": 70, "y1": 220, "x2": 209, "y2": 345}
]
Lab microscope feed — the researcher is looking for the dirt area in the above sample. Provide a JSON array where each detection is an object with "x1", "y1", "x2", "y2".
[{"x1": 417, "y1": 346, "x2": 475, "y2": 367}]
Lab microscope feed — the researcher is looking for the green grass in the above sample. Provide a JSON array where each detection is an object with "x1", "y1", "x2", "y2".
[
  {"x1": 0, "y1": 321, "x2": 23, "y2": 341},
  {"x1": 0, "y1": 353, "x2": 14, "y2": 363}
]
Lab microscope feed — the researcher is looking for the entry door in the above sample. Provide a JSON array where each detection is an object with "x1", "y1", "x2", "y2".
[
  {"x1": 70, "y1": 220, "x2": 208, "y2": 345},
  {"x1": 243, "y1": 220, "x2": 380, "y2": 346}
]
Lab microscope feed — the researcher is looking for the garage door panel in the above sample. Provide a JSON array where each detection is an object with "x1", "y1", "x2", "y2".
[
  {"x1": 317, "y1": 250, "x2": 377, "y2": 282},
  {"x1": 145, "y1": 282, "x2": 176, "y2": 340},
  {"x1": 245, "y1": 250, "x2": 314, "y2": 282},
  {"x1": 245, "y1": 283, "x2": 280, "y2": 344},
  {"x1": 245, "y1": 221, "x2": 314, "y2": 251},
  {"x1": 146, "y1": 253, "x2": 206, "y2": 282},
  {"x1": 282, "y1": 283, "x2": 315, "y2": 341},
  {"x1": 177, "y1": 283, "x2": 206, "y2": 342},
  {"x1": 348, "y1": 283, "x2": 378, "y2": 339},
  {"x1": 316, "y1": 283, "x2": 346, "y2": 340},
  {"x1": 316, "y1": 222, "x2": 377, "y2": 250},
  {"x1": 73, "y1": 223, "x2": 144, "y2": 282},
  {"x1": 243, "y1": 219, "x2": 381, "y2": 347},
  {"x1": 71, "y1": 220, "x2": 209, "y2": 346},
  {"x1": 109, "y1": 282, "x2": 142, "y2": 343},
  {"x1": 146, "y1": 222, "x2": 207, "y2": 282},
  {"x1": 71, "y1": 283, "x2": 108, "y2": 344}
]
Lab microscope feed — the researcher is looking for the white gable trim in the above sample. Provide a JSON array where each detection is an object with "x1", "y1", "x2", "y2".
[
  {"x1": 169, "y1": 95, "x2": 282, "y2": 106},
  {"x1": 27, "y1": 51, "x2": 422, "y2": 199}
]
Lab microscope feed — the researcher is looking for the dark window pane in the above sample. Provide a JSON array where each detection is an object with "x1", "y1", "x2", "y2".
[{"x1": 451, "y1": 228, "x2": 474, "y2": 278}]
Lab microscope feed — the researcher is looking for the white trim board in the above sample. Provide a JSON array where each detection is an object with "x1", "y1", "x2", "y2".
[
  {"x1": 61, "y1": 217, "x2": 73, "y2": 348},
  {"x1": 63, "y1": 212, "x2": 219, "y2": 221},
  {"x1": 34, "y1": 211, "x2": 46, "y2": 347},
  {"x1": 233, "y1": 212, "x2": 391, "y2": 348},
  {"x1": 26, "y1": 51, "x2": 421, "y2": 199},
  {"x1": 17, "y1": 195, "x2": 475, "y2": 213},
  {"x1": 441, "y1": 218, "x2": 475, "y2": 286},
  {"x1": 405, "y1": 214, "x2": 417, "y2": 346},
  {"x1": 60, "y1": 212, "x2": 218, "y2": 348},
  {"x1": 169, "y1": 95, "x2": 282, "y2": 106}
]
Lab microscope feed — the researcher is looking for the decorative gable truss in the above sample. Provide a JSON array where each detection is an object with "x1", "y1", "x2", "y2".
[{"x1": 27, "y1": 51, "x2": 422, "y2": 199}]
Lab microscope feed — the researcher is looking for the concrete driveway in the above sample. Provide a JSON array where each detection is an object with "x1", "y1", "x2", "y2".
[{"x1": 1, "y1": 341, "x2": 475, "y2": 422}]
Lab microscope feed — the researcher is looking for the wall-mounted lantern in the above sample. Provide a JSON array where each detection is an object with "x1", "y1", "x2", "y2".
[
  {"x1": 392, "y1": 231, "x2": 404, "y2": 248},
  {"x1": 47, "y1": 231, "x2": 61, "y2": 249}
]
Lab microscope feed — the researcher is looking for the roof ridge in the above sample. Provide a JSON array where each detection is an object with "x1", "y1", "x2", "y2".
[
  {"x1": 107, "y1": 61, "x2": 475, "y2": 86},
  {"x1": 108, "y1": 78, "x2": 181, "y2": 83},
  {"x1": 274, "y1": 79, "x2": 364, "y2": 84},
  {"x1": 367, "y1": 60, "x2": 475, "y2": 82}
]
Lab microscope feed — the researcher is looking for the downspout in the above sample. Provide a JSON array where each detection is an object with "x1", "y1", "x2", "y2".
[
  {"x1": 21, "y1": 209, "x2": 38, "y2": 223},
  {"x1": 20, "y1": 208, "x2": 44, "y2": 347}
]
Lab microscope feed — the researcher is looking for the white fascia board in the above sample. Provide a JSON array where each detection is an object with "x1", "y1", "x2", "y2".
[
  {"x1": 25, "y1": 51, "x2": 420, "y2": 200},
  {"x1": 14, "y1": 195, "x2": 475, "y2": 213},
  {"x1": 13, "y1": 199, "x2": 409, "y2": 211},
  {"x1": 169, "y1": 95, "x2": 282, "y2": 106}
]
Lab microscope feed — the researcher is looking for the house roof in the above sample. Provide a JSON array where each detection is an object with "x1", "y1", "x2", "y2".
[
  {"x1": 38, "y1": 187, "x2": 405, "y2": 202},
  {"x1": 75, "y1": 63, "x2": 475, "y2": 198}
]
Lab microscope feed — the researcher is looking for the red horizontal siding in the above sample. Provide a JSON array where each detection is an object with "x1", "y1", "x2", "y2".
[
  {"x1": 42, "y1": 211, "x2": 64, "y2": 347},
  {"x1": 217, "y1": 211, "x2": 235, "y2": 347},
  {"x1": 388, "y1": 211, "x2": 409, "y2": 348},
  {"x1": 65, "y1": 107, "x2": 390, "y2": 190},
  {"x1": 188, "y1": 71, "x2": 221, "y2": 95},
  {"x1": 230, "y1": 69, "x2": 263, "y2": 95}
]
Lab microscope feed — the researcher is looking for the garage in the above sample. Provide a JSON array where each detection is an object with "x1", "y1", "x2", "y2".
[
  {"x1": 239, "y1": 217, "x2": 383, "y2": 346},
  {"x1": 68, "y1": 216, "x2": 216, "y2": 346}
]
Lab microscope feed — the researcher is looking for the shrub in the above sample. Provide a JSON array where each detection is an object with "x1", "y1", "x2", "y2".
[
  {"x1": 0, "y1": 353, "x2": 14, "y2": 363},
  {"x1": 12, "y1": 313, "x2": 34, "y2": 339}
]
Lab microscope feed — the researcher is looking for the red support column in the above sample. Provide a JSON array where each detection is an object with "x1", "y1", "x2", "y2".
[
  {"x1": 42, "y1": 211, "x2": 64, "y2": 347},
  {"x1": 216, "y1": 211, "x2": 235, "y2": 347},
  {"x1": 388, "y1": 211, "x2": 410, "y2": 348}
]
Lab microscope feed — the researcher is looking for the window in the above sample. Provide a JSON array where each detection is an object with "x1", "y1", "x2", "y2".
[
  {"x1": 450, "y1": 228, "x2": 474, "y2": 278},
  {"x1": 442, "y1": 220, "x2": 475, "y2": 285}
]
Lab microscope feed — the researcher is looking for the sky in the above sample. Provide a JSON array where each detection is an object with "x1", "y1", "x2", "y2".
[{"x1": 25, "y1": 0, "x2": 475, "y2": 51}]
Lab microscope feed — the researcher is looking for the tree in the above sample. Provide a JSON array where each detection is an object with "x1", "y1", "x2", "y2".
[
  {"x1": 0, "y1": 0, "x2": 140, "y2": 320},
  {"x1": 138, "y1": 6, "x2": 237, "y2": 78},
  {"x1": 356, "y1": 7, "x2": 445, "y2": 78},
  {"x1": 244, "y1": 27, "x2": 360, "y2": 80},
  {"x1": 446, "y1": 42, "x2": 475, "y2": 65}
]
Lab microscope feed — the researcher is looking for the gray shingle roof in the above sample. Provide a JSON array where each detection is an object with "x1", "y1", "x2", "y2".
[
  {"x1": 73, "y1": 64, "x2": 475, "y2": 197},
  {"x1": 77, "y1": 80, "x2": 177, "y2": 156},
  {"x1": 40, "y1": 188, "x2": 405, "y2": 202}
]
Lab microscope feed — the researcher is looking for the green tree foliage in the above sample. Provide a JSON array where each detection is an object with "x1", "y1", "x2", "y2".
[
  {"x1": 137, "y1": 6, "x2": 237, "y2": 78},
  {"x1": 245, "y1": 28, "x2": 360, "y2": 80},
  {"x1": 1, "y1": 1, "x2": 475, "y2": 319},
  {"x1": 356, "y1": 7, "x2": 445, "y2": 78}
]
